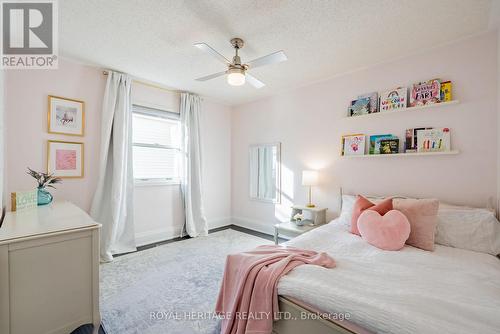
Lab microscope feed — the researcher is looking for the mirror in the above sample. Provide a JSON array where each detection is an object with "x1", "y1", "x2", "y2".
[{"x1": 249, "y1": 143, "x2": 281, "y2": 203}]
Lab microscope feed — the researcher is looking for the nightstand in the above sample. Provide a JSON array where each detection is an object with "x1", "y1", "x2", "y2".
[{"x1": 274, "y1": 206, "x2": 328, "y2": 244}]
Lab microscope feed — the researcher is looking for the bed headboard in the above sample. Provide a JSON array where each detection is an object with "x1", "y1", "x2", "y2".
[{"x1": 339, "y1": 190, "x2": 498, "y2": 218}]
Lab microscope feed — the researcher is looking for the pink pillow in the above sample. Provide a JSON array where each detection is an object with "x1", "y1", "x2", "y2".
[
  {"x1": 358, "y1": 210, "x2": 411, "y2": 251},
  {"x1": 393, "y1": 198, "x2": 439, "y2": 251},
  {"x1": 351, "y1": 195, "x2": 393, "y2": 235}
]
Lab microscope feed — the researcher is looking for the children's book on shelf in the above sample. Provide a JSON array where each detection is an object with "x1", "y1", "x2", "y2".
[
  {"x1": 379, "y1": 87, "x2": 407, "y2": 112},
  {"x1": 342, "y1": 134, "x2": 366, "y2": 156},
  {"x1": 357, "y1": 92, "x2": 378, "y2": 113},
  {"x1": 348, "y1": 97, "x2": 370, "y2": 117},
  {"x1": 440, "y1": 81, "x2": 452, "y2": 102},
  {"x1": 416, "y1": 128, "x2": 451, "y2": 152},
  {"x1": 409, "y1": 79, "x2": 441, "y2": 107},
  {"x1": 379, "y1": 138, "x2": 399, "y2": 154},
  {"x1": 404, "y1": 127, "x2": 432, "y2": 153},
  {"x1": 369, "y1": 134, "x2": 396, "y2": 154}
]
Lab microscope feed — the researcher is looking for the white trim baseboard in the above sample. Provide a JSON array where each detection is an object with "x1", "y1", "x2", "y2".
[
  {"x1": 208, "y1": 217, "x2": 232, "y2": 230},
  {"x1": 135, "y1": 227, "x2": 182, "y2": 247},
  {"x1": 231, "y1": 216, "x2": 276, "y2": 236},
  {"x1": 134, "y1": 217, "x2": 232, "y2": 247}
]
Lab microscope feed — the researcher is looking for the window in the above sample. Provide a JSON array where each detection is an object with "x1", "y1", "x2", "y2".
[{"x1": 132, "y1": 104, "x2": 181, "y2": 184}]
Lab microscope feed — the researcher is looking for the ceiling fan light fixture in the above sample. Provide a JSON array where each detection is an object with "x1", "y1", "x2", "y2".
[
  {"x1": 227, "y1": 68, "x2": 245, "y2": 86},
  {"x1": 194, "y1": 38, "x2": 286, "y2": 88}
]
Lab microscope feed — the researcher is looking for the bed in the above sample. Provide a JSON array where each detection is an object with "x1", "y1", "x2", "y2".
[{"x1": 273, "y1": 220, "x2": 500, "y2": 334}]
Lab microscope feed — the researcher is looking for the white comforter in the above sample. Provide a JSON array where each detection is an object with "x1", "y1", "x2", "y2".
[{"x1": 277, "y1": 220, "x2": 500, "y2": 334}]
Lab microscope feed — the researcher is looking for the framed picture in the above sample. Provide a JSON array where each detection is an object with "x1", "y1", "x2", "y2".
[
  {"x1": 48, "y1": 95, "x2": 85, "y2": 136},
  {"x1": 47, "y1": 140, "x2": 84, "y2": 178}
]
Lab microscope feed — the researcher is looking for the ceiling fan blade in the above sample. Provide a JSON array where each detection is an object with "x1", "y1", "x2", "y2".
[
  {"x1": 195, "y1": 71, "x2": 227, "y2": 81},
  {"x1": 246, "y1": 73, "x2": 265, "y2": 89},
  {"x1": 194, "y1": 43, "x2": 230, "y2": 65},
  {"x1": 246, "y1": 50, "x2": 287, "y2": 69}
]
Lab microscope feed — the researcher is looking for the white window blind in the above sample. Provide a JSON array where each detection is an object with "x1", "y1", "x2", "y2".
[{"x1": 132, "y1": 105, "x2": 181, "y2": 182}]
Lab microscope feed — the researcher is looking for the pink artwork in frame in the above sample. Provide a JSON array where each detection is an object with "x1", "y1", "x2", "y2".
[
  {"x1": 48, "y1": 140, "x2": 83, "y2": 178},
  {"x1": 55, "y1": 149, "x2": 77, "y2": 170}
]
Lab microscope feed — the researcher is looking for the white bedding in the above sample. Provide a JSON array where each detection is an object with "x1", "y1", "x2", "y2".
[{"x1": 277, "y1": 220, "x2": 500, "y2": 334}]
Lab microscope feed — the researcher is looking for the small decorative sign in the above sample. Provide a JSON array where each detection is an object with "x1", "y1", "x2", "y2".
[
  {"x1": 11, "y1": 190, "x2": 38, "y2": 212},
  {"x1": 379, "y1": 87, "x2": 407, "y2": 112}
]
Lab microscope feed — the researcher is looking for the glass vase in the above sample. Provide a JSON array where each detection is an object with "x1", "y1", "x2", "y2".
[{"x1": 37, "y1": 187, "x2": 53, "y2": 206}]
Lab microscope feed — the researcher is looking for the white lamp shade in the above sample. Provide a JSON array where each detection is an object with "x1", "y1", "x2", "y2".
[
  {"x1": 302, "y1": 170, "x2": 318, "y2": 186},
  {"x1": 227, "y1": 69, "x2": 246, "y2": 86}
]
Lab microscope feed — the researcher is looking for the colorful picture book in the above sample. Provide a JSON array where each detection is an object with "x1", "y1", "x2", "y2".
[
  {"x1": 379, "y1": 87, "x2": 407, "y2": 112},
  {"x1": 342, "y1": 134, "x2": 366, "y2": 156},
  {"x1": 369, "y1": 134, "x2": 397, "y2": 154},
  {"x1": 416, "y1": 128, "x2": 451, "y2": 152},
  {"x1": 405, "y1": 127, "x2": 432, "y2": 153},
  {"x1": 357, "y1": 92, "x2": 378, "y2": 113},
  {"x1": 409, "y1": 79, "x2": 441, "y2": 107},
  {"x1": 440, "y1": 81, "x2": 452, "y2": 102},
  {"x1": 348, "y1": 97, "x2": 370, "y2": 117},
  {"x1": 379, "y1": 138, "x2": 399, "y2": 154}
]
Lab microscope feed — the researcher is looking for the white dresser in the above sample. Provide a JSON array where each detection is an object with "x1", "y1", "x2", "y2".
[{"x1": 0, "y1": 201, "x2": 101, "y2": 334}]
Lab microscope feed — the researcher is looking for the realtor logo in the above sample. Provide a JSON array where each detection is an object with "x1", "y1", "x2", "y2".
[{"x1": 1, "y1": 0, "x2": 58, "y2": 69}]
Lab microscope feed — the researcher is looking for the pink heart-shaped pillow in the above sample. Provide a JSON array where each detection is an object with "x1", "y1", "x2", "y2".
[{"x1": 357, "y1": 210, "x2": 411, "y2": 251}]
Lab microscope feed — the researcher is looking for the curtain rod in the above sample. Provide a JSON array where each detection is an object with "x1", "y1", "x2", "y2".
[{"x1": 102, "y1": 70, "x2": 181, "y2": 94}]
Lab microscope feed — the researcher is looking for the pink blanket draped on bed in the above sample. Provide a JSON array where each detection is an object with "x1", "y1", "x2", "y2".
[{"x1": 215, "y1": 245, "x2": 336, "y2": 334}]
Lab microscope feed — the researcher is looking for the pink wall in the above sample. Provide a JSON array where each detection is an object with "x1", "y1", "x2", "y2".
[
  {"x1": 231, "y1": 32, "x2": 498, "y2": 234},
  {"x1": 201, "y1": 99, "x2": 232, "y2": 226},
  {"x1": 5, "y1": 58, "x2": 105, "y2": 211},
  {"x1": 4, "y1": 58, "x2": 232, "y2": 243},
  {"x1": 4, "y1": 32, "x2": 498, "y2": 237}
]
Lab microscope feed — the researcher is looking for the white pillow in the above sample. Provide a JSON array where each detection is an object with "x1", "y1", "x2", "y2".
[
  {"x1": 338, "y1": 195, "x2": 356, "y2": 227},
  {"x1": 340, "y1": 195, "x2": 356, "y2": 216},
  {"x1": 436, "y1": 204, "x2": 500, "y2": 256},
  {"x1": 338, "y1": 194, "x2": 385, "y2": 227},
  {"x1": 339, "y1": 194, "x2": 387, "y2": 217}
]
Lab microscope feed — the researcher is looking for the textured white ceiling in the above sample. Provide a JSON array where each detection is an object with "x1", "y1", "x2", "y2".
[{"x1": 60, "y1": 0, "x2": 493, "y2": 106}]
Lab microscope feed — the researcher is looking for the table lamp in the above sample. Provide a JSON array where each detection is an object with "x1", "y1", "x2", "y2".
[{"x1": 302, "y1": 170, "x2": 318, "y2": 208}]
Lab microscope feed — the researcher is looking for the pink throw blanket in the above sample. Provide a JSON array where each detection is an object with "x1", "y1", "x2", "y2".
[{"x1": 215, "y1": 245, "x2": 335, "y2": 334}]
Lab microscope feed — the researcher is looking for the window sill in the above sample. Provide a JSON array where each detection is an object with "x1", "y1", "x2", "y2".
[{"x1": 134, "y1": 180, "x2": 181, "y2": 187}]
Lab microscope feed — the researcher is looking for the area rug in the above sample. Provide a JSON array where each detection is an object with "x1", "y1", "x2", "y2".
[{"x1": 100, "y1": 229, "x2": 271, "y2": 334}]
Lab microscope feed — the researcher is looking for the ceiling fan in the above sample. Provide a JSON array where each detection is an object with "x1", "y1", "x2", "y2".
[{"x1": 194, "y1": 38, "x2": 287, "y2": 88}]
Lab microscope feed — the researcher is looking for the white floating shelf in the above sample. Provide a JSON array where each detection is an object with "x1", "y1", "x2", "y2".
[
  {"x1": 341, "y1": 150, "x2": 460, "y2": 159},
  {"x1": 345, "y1": 100, "x2": 459, "y2": 119}
]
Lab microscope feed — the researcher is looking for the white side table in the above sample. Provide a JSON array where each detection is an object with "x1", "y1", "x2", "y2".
[
  {"x1": 274, "y1": 206, "x2": 328, "y2": 244},
  {"x1": 290, "y1": 205, "x2": 327, "y2": 225}
]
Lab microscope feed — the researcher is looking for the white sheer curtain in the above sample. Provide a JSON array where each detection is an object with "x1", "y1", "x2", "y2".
[
  {"x1": 91, "y1": 71, "x2": 136, "y2": 262},
  {"x1": 180, "y1": 92, "x2": 208, "y2": 237}
]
